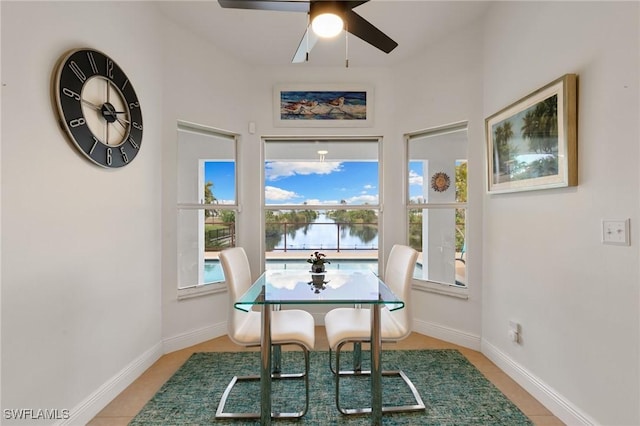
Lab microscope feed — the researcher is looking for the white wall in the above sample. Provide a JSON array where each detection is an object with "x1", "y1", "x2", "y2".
[
  {"x1": 392, "y1": 22, "x2": 485, "y2": 348},
  {"x1": 159, "y1": 16, "x2": 251, "y2": 351},
  {"x1": 1, "y1": 2, "x2": 163, "y2": 424},
  {"x1": 482, "y1": 2, "x2": 639, "y2": 425}
]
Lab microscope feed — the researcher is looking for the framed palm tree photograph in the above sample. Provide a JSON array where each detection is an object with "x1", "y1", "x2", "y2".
[{"x1": 485, "y1": 74, "x2": 577, "y2": 194}]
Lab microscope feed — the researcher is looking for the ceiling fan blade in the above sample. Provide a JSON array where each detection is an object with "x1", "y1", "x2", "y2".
[
  {"x1": 218, "y1": 0, "x2": 309, "y2": 13},
  {"x1": 292, "y1": 27, "x2": 318, "y2": 63},
  {"x1": 344, "y1": 1, "x2": 370, "y2": 9},
  {"x1": 344, "y1": 9, "x2": 398, "y2": 54}
]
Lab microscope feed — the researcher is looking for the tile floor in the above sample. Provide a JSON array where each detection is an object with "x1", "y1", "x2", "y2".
[{"x1": 88, "y1": 328, "x2": 564, "y2": 425}]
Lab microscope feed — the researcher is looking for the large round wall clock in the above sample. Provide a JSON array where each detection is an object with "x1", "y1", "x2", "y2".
[{"x1": 53, "y1": 48, "x2": 143, "y2": 168}]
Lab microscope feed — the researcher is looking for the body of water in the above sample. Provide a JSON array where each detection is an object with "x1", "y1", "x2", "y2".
[
  {"x1": 204, "y1": 258, "x2": 379, "y2": 283},
  {"x1": 272, "y1": 213, "x2": 378, "y2": 251}
]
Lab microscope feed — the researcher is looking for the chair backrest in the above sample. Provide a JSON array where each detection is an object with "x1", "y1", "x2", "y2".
[
  {"x1": 383, "y1": 244, "x2": 419, "y2": 337},
  {"x1": 219, "y1": 247, "x2": 253, "y2": 344}
]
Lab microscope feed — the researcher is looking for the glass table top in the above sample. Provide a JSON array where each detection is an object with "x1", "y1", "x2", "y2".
[{"x1": 234, "y1": 269, "x2": 404, "y2": 312}]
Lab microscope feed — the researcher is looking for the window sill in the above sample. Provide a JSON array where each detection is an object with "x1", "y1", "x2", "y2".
[
  {"x1": 177, "y1": 282, "x2": 227, "y2": 300},
  {"x1": 412, "y1": 279, "x2": 468, "y2": 299}
]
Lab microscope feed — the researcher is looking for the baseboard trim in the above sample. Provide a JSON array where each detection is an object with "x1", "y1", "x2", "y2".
[
  {"x1": 57, "y1": 342, "x2": 163, "y2": 426},
  {"x1": 413, "y1": 318, "x2": 482, "y2": 350},
  {"x1": 162, "y1": 322, "x2": 227, "y2": 353},
  {"x1": 63, "y1": 324, "x2": 226, "y2": 425},
  {"x1": 481, "y1": 339, "x2": 596, "y2": 426}
]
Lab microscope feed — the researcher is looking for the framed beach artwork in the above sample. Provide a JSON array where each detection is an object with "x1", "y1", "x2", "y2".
[
  {"x1": 485, "y1": 74, "x2": 578, "y2": 194},
  {"x1": 274, "y1": 84, "x2": 373, "y2": 127}
]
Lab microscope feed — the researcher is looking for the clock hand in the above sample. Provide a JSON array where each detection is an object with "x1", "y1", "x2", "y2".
[
  {"x1": 81, "y1": 99, "x2": 102, "y2": 111},
  {"x1": 105, "y1": 77, "x2": 111, "y2": 103},
  {"x1": 114, "y1": 116, "x2": 130, "y2": 130},
  {"x1": 103, "y1": 118, "x2": 127, "y2": 144},
  {"x1": 100, "y1": 103, "x2": 129, "y2": 124},
  {"x1": 103, "y1": 110, "x2": 127, "y2": 119},
  {"x1": 109, "y1": 122, "x2": 126, "y2": 141}
]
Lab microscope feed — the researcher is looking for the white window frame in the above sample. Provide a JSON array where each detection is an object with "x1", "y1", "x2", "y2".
[
  {"x1": 261, "y1": 136, "x2": 383, "y2": 272},
  {"x1": 176, "y1": 120, "x2": 240, "y2": 300},
  {"x1": 405, "y1": 121, "x2": 469, "y2": 299}
]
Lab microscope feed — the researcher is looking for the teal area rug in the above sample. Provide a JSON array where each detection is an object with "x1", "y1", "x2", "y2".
[{"x1": 130, "y1": 349, "x2": 532, "y2": 425}]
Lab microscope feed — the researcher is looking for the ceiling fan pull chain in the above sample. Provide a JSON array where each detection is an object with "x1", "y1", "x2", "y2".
[
  {"x1": 345, "y1": 22, "x2": 349, "y2": 68},
  {"x1": 306, "y1": 13, "x2": 311, "y2": 62}
]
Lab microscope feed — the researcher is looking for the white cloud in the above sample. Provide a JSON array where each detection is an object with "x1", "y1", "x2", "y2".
[
  {"x1": 409, "y1": 170, "x2": 423, "y2": 186},
  {"x1": 265, "y1": 186, "x2": 300, "y2": 201},
  {"x1": 265, "y1": 161, "x2": 342, "y2": 181},
  {"x1": 304, "y1": 198, "x2": 324, "y2": 205},
  {"x1": 346, "y1": 194, "x2": 379, "y2": 205},
  {"x1": 363, "y1": 184, "x2": 375, "y2": 190}
]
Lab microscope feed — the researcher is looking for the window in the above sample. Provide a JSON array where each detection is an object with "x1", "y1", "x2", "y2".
[
  {"x1": 407, "y1": 122, "x2": 468, "y2": 293},
  {"x1": 177, "y1": 121, "x2": 238, "y2": 297},
  {"x1": 263, "y1": 138, "x2": 380, "y2": 272}
]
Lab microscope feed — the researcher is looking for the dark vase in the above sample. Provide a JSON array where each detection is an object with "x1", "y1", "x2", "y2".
[
  {"x1": 313, "y1": 263, "x2": 325, "y2": 273},
  {"x1": 310, "y1": 274, "x2": 327, "y2": 293},
  {"x1": 311, "y1": 274, "x2": 326, "y2": 285}
]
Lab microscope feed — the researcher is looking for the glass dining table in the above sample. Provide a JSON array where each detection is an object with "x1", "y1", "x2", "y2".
[{"x1": 234, "y1": 268, "x2": 404, "y2": 425}]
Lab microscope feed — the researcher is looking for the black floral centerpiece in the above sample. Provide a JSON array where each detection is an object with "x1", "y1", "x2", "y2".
[
  {"x1": 308, "y1": 274, "x2": 328, "y2": 293},
  {"x1": 307, "y1": 251, "x2": 330, "y2": 273}
]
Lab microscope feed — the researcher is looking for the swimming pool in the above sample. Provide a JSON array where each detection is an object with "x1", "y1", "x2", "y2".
[
  {"x1": 203, "y1": 259, "x2": 462, "y2": 287},
  {"x1": 204, "y1": 258, "x2": 378, "y2": 283}
]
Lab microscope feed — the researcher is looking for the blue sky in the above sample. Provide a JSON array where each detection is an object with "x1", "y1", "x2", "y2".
[
  {"x1": 204, "y1": 161, "x2": 381, "y2": 205},
  {"x1": 204, "y1": 161, "x2": 236, "y2": 204},
  {"x1": 205, "y1": 160, "x2": 429, "y2": 204},
  {"x1": 264, "y1": 161, "x2": 379, "y2": 205},
  {"x1": 408, "y1": 161, "x2": 425, "y2": 201}
]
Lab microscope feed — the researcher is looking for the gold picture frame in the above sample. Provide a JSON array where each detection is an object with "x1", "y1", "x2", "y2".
[{"x1": 485, "y1": 74, "x2": 577, "y2": 194}]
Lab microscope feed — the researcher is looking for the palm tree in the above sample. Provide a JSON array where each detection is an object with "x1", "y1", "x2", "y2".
[
  {"x1": 204, "y1": 181, "x2": 216, "y2": 217},
  {"x1": 455, "y1": 161, "x2": 467, "y2": 252},
  {"x1": 493, "y1": 121, "x2": 514, "y2": 177},
  {"x1": 521, "y1": 95, "x2": 558, "y2": 154}
]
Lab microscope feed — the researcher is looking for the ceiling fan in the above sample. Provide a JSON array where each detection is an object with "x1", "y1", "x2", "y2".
[{"x1": 218, "y1": 0, "x2": 398, "y2": 64}]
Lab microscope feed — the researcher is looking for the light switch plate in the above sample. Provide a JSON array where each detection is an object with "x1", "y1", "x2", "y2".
[{"x1": 602, "y1": 219, "x2": 630, "y2": 245}]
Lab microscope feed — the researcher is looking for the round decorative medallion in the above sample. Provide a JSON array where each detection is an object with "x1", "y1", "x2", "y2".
[{"x1": 431, "y1": 172, "x2": 451, "y2": 192}]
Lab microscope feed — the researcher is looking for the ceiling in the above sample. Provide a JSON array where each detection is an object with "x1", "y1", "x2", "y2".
[{"x1": 156, "y1": 1, "x2": 492, "y2": 67}]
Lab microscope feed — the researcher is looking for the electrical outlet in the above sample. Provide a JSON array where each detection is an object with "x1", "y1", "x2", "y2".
[
  {"x1": 602, "y1": 219, "x2": 630, "y2": 246},
  {"x1": 508, "y1": 321, "x2": 521, "y2": 343}
]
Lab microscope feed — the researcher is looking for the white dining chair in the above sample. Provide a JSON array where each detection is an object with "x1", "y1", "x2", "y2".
[
  {"x1": 215, "y1": 247, "x2": 315, "y2": 419},
  {"x1": 323, "y1": 244, "x2": 425, "y2": 415}
]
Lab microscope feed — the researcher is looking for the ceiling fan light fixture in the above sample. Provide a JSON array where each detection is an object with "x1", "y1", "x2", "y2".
[{"x1": 311, "y1": 12, "x2": 343, "y2": 38}]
